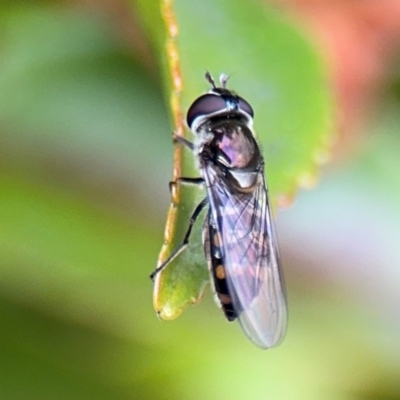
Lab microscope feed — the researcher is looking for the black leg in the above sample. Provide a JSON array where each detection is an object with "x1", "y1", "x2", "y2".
[
  {"x1": 150, "y1": 197, "x2": 208, "y2": 281},
  {"x1": 169, "y1": 177, "x2": 204, "y2": 193},
  {"x1": 173, "y1": 134, "x2": 195, "y2": 150}
]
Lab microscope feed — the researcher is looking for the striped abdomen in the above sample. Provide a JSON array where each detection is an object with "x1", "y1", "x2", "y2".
[{"x1": 203, "y1": 215, "x2": 237, "y2": 321}]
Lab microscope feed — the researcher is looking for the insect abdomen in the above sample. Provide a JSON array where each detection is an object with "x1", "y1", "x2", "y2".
[{"x1": 204, "y1": 218, "x2": 237, "y2": 321}]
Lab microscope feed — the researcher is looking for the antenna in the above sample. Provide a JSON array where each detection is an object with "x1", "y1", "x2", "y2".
[
  {"x1": 219, "y1": 74, "x2": 229, "y2": 88},
  {"x1": 205, "y1": 71, "x2": 216, "y2": 89}
]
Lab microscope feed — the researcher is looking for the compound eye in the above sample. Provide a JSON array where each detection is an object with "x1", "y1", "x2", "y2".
[
  {"x1": 187, "y1": 94, "x2": 227, "y2": 129},
  {"x1": 238, "y1": 97, "x2": 254, "y2": 118}
]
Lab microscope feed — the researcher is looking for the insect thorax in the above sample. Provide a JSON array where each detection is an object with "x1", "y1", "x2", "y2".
[{"x1": 196, "y1": 119, "x2": 262, "y2": 191}]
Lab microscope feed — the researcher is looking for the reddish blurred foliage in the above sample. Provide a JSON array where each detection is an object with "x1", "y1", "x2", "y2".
[{"x1": 271, "y1": 0, "x2": 400, "y2": 143}]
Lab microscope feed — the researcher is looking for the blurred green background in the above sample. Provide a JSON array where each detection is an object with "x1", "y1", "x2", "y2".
[{"x1": 1, "y1": 1, "x2": 400, "y2": 399}]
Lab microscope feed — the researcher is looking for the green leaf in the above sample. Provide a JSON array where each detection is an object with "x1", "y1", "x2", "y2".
[{"x1": 135, "y1": 0, "x2": 333, "y2": 319}]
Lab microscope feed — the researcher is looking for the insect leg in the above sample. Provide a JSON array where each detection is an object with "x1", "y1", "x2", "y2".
[
  {"x1": 169, "y1": 177, "x2": 204, "y2": 193},
  {"x1": 173, "y1": 134, "x2": 194, "y2": 150},
  {"x1": 150, "y1": 197, "x2": 208, "y2": 281}
]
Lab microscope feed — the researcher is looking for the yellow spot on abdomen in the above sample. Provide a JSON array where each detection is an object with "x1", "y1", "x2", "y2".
[
  {"x1": 219, "y1": 294, "x2": 231, "y2": 305},
  {"x1": 215, "y1": 264, "x2": 226, "y2": 280},
  {"x1": 213, "y1": 233, "x2": 220, "y2": 248}
]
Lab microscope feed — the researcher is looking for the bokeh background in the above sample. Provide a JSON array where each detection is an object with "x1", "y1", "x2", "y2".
[{"x1": 1, "y1": 1, "x2": 400, "y2": 399}]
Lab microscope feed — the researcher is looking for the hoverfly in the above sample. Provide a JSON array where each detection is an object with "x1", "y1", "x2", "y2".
[{"x1": 152, "y1": 73, "x2": 287, "y2": 349}]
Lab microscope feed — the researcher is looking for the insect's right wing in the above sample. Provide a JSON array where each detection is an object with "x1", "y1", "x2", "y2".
[{"x1": 203, "y1": 164, "x2": 287, "y2": 349}]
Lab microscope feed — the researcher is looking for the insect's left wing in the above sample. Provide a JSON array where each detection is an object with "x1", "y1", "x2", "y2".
[{"x1": 204, "y1": 165, "x2": 287, "y2": 349}]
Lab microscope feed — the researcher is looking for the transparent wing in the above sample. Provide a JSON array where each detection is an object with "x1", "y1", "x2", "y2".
[{"x1": 203, "y1": 165, "x2": 287, "y2": 349}]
